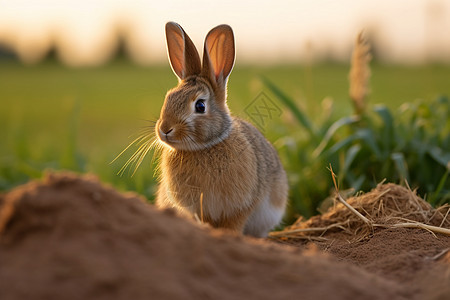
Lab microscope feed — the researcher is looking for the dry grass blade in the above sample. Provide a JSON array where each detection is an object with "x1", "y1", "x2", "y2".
[
  {"x1": 426, "y1": 248, "x2": 450, "y2": 260},
  {"x1": 193, "y1": 214, "x2": 202, "y2": 224},
  {"x1": 200, "y1": 193, "x2": 204, "y2": 223},
  {"x1": 335, "y1": 192, "x2": 372, "y2": 226},
  {"x1": 374, "y1": 222, "x2": 450, "y2": 236},
  {"x1": 439, "y1": 206, "x2": 450, "y2": 228},
  {"x1": 269, "y1": 234, "x2": 329, "y2": 242},
  {"x1": 328, "y1": 165, "x2": 372, "y2": 226},
  {"x1": 269, "y1": 221, "x2": 349, "y2": 237}
]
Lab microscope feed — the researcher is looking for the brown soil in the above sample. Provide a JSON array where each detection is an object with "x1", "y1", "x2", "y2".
[{"x1": 0, "y1": 172, "x2": 449, "y2": 300}]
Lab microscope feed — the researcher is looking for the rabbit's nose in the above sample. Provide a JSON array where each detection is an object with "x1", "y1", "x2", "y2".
[
  {"x1": 159, "y1": 127, "x2": 174, "y2": 140},
  {"x1": 158, "y1": 120, "x2": 174, "y2": 136}
]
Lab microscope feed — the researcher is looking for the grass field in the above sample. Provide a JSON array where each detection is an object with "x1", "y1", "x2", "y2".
[{"x1": 1, "y1": 59, "x2": 449, "y2": 216}]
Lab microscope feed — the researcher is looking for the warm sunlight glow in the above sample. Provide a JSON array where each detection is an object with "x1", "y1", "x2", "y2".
[{"x1": 0, "y1": 0, "x2": 449, "y2": 66}]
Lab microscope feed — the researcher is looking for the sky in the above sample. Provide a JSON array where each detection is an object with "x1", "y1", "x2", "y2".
[{"x1": 0, "y1": 0, "x2": 449, "y2": 66}]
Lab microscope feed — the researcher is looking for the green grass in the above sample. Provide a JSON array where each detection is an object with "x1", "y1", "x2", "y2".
[
  {"x1": 1, "y1": 59, "x2": 449, "y2": 217},
  {"x1": 265, "y1": 75, "x2": 449, "y2": 220}
]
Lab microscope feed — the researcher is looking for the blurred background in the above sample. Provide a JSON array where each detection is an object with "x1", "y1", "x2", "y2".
[
  {"x1": 1, "y1": 0, "x2": 450, "y2": 65},
  {"x1": 1, "y1": 0, "x2": 449, "y2": 219}
]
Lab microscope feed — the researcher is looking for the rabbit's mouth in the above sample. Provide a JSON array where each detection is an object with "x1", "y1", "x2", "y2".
[
  {"x1": 156, "y1": 119, "x2": 227, "y2": 152},
  {"x1": 160, "y1": 136, "x2": 178, "y2": 146},
  {"x1": 157, "y1": 130, "x2": 206, "y2": 152},
  {"x1": 156, "y1": 126, "x2": 193, "y2": 151}
]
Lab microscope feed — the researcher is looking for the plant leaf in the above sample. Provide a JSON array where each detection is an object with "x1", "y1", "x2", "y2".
[
  {"x1": 374, "y1": 105, "x2": 394, "y2": 155},
  {"x1": 391, "y1": 152, "x2": 410, "y2": 184},
  {"x1": 261, "y1": 77, "x2": 317, "y2": 139},
  {"x1": 342, "y1": 144, "x2": 362, "y2": 177},
  {"x1": 357, "y1": 128, "x2": 382, "y2": 159},
  {"x1": 428, "y1": 167, "x2": 449, "y2": 206},
  {"x1": 313, "y1": 115, "x2": 360, "y2": 157},
  {"x1": 427, "y1": 146, "x2": 450, "y2": 168}
]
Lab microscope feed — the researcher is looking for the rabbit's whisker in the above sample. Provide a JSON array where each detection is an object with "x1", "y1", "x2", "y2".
[
  {"x1": 132, "y1": 139, "x2": 155, "y2": 176},
  {"x1": 118, "y1": 138, "x2": 152, "y2": 176},
  {"x1": 113, "y1": 128, "x2": 159, "y2": 176},
  {"x1": 111, "y1": 132, "x2": 151, "y2": 164}
]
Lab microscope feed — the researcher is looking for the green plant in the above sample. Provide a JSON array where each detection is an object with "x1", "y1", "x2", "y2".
[
  {"x1": 263, "y1": 32, "x2": 449, "y2": 220},
  {"x1": 263, "y1": 80, "x2": 450, "y2": 220}
]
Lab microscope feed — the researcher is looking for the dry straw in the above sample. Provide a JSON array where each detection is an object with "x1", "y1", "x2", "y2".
[
  {"x1": 349, "y1": 31, "x2": 372, "y2": 115},
  {"x1": 270, "y1": 167, "x2": 450, "y2": 240}
]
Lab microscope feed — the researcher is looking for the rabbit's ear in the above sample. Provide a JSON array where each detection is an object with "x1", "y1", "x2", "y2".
[
  {"x1": 202, "y1": 24, "x2": 235, "y2": 87},
  {"x1": 165, "y1": 22, "x2": 201, "y2": 80}
]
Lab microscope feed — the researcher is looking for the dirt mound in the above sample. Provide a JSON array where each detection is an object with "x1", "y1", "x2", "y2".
[
  {"x1": 0, "y1": 172, "x2": 406, "y2": 300},
  {"x1": 273, "y1": 184, "x2": 450, "y2": 300}
]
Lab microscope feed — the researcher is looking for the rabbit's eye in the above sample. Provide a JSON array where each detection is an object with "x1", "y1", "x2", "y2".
[{"x1": 195, "y1": 99, "x2": 206, "y2": 113}]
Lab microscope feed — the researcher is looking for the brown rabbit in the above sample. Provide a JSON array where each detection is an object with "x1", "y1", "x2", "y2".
[{"x1": 155, "y1": 22, "x2": 288, "y2": 237}]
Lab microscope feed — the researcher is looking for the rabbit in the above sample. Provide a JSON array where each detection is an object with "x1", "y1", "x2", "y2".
[{"x1": 155, "y1": 22, "x2": 288, "y2": 237}]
